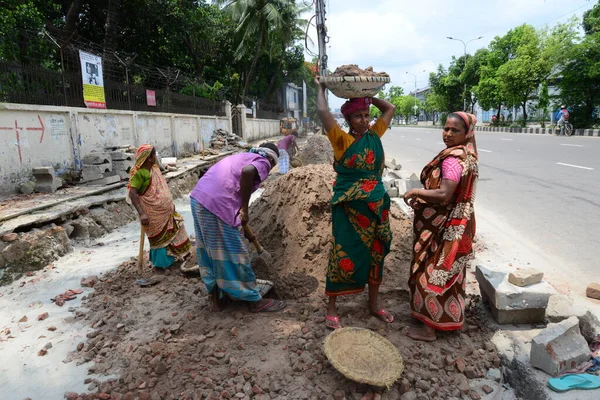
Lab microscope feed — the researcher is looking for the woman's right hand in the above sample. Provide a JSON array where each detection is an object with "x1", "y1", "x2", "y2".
[
  {"x1": 403, "y1": 189, "x2": 420, "y2": 209},
  {"x1": 139, "y1": 213, "x2": 150, "y2": 226},
  {"x1": 314, "y1": 76, "x2": 325, "y2": 90}
]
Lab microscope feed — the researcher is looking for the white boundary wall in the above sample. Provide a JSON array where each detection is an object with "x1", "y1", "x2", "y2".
[{"x1": 0, "y1": 102, "x2": 279, "y2": 194}]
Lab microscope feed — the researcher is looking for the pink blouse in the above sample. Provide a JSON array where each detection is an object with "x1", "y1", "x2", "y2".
[{"x1": 441, "y1": 156, "x2": 463, "y2": 182}]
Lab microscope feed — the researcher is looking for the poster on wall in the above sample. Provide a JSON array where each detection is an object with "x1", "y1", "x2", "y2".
[
  {"x1": 79, "y1": 50, "x2": 106, "y2": 109},
  {"x1": 146, "y1": 90, "x2": 156, "y2": 106}
]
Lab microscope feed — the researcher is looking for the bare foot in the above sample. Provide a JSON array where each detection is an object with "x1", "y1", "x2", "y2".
[
  {"x1": 209, "y1": 288, "x2": 223, "y2": 312},
  {"x1": 406, "y1": 325, "x2": 437, "y2": 342}
]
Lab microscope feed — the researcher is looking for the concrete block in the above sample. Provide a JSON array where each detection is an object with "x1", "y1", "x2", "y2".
[
  {"x1": 83, "y1": 163, "x2": 112, "y2": 174},
  {"x1": 32, "y1": 166, "x2": 62, "y2": 193},
  {"x1": 83, "y1": 152, "x2": 112, "y2": 165},
  {"x1": 406, "y1": 174, "x2": 422, "y2": 191},
  {"x1": 508, "y1": 268, "x2": 543, "y2": 287},
  {"x1": 546, "y1": 295, "x2": 586, "y2": 323},
  {"x1": 385, "y1": 158, "x2": 401, "y2": 170},
  {"x1": 81, "y1": 170, "x2": 104, "y2": 183},
  {"x1": 32, "y1": 166, "x2": 55, "y2": 175},
  {"x1": 117, "y1": 170, "x2": 130, "y2": 180},
  {"x1": 578, "y1": 311, "x2": 600, "y2": 343},
  {"x1": 385, "y1": 170, "x2": 402, "y2": 180},
  {"x1": 530, "y1": 317, "x2": 590, "y2": 376},
  {"x1": 481, "y1": 290, "x2": 546, "y2": 324},
  {"x1": 586, "y1": 282, "x2": 600, "y2": 300},
  {"x1": 382, "y1": 176, "x2": 394, "y2": 191},
  {"x1": 109, "y1": 151, "x2": 133, "y2": 161},
  {"x1": 112, "y1": 160, "x2": 134, "y2": 172},
  {"x1": 395, "y1": 179, "x2": 408, "y2": 197},
  {"x1": 90, "y1": 175, "x2": 121, "y2": 186},
  {"x1": 476, "y1": 265, "x2": 556, "y2": 311},
  {"x1": 387, "y1": 187, "x2": 399, "y2": 198}
]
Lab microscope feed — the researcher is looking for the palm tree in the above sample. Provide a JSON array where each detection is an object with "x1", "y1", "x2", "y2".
[
  {"x1": 216, "y1": 0, "x2": 308, "y2": 102},
  {"x1": 264, "y1": 0, "x2": 311, "y2": 99},
  {"x1": 215, "y1": 0, "x2": 283, "y2": 101}
]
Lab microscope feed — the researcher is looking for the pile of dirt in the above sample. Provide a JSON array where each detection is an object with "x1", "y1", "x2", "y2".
[
  {"x1": 248, "y1": 164, "x2": 414, "y2": 299},
  {"x1": 331, "y1": 64, "x2": 389, "y2": 78},
  {"x1": 298, "y1": 135, "x2": 334, "y2": 166},
  {"x1": 210, "y1": 129, "x2": 249, "y2": 152},
  {"x1": 62, "y1": 164, "x2": 505, "y2": 400}
]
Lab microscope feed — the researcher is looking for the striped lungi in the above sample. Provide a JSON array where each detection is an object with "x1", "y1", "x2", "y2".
[
  {"x1": 278, "y1": 149, "x2": 290, "y2": 174},
  {"x1": 190, "y1": 198, "x2": 261, "y2": 302}
]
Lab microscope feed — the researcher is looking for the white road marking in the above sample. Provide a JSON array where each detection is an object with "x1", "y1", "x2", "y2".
[
  {"x1": 556, "y1": 162, "x2": 594, "y2": 170},
  {"x1": 437, "y1": 142, "x2": 445, "y2": 145},
  {"x1": 479, "y1": 149, "x2": 493, "y2": 153},
  {"x1": 416, "y1": 138, "x2": 421, "y2": 141},
  {"x1": 501, "y1": 138, "x2": 513, "y2": 141},
  {"x1": 560, "y1": 144, "x2": 583, "y2": 147}
]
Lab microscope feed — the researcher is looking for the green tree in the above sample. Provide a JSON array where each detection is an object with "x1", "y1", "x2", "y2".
[
  {"x1": 557, "y1": 7, "x2": 600, "y2": 128},
  {"x1": 393, "y1": 95, "x2": 420, "y2": 124}
]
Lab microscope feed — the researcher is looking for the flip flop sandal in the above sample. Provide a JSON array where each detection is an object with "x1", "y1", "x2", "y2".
[
  {"x1": 64, "y1": 289, "x2": 83, "y2": 297},
  {"x1": 548, "y1": 374, "x2": 600, "y2": 392},
  {"x1": 372, "y1": 309, "x2": 394, "y2": 323},
  {"x1": 325, "y1": 315, "x2": 342, "y2": 330},
  {"x1": 136, "y1": 276, "x2": 163, "y2": 287},
  {"x1": 250, "y1": 299, "x2": 286, "y2": 313}
]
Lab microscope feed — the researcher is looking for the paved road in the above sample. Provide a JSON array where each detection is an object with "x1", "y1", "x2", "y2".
[{"x1": 381, "y1": 126, "x2": 600, "y2": 299}]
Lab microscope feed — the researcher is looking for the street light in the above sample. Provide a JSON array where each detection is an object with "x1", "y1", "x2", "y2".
[
  {"x1": 447, "y1": 36, "x2": 484, "y2": 111},
  {"x1": 405, "y1": 71, "x2": 417, "y2": 121}
]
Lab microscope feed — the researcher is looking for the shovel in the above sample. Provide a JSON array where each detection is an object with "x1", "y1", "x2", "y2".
[
  {"x1": 243, "y1": 223, "x2": 273, "y2": 271},
  {"x1": 135, "y1": 225, "x2": 161, "y2": 287}
]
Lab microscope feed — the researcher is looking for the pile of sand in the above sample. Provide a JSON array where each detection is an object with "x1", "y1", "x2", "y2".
[
  {"x1": 299, "y1": 135, "x2": 334, "y2": 166},
  {"x1": 331, "y1": 64, "x2": 389, "y2": 77},
  {"x1": 249, "y1": 164, "x2": 413, "y2": 299}
]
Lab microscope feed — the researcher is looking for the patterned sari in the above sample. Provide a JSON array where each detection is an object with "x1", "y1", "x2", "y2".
[
  {"x1": 326, "y1": 131, "x2": 392, "y2": 296},
  {"x1": 409, "y1": 144, "x2": 478, "y2": 330},
  {"x1": 139, "y1": 165, "x2": 192, "y2": 261}
]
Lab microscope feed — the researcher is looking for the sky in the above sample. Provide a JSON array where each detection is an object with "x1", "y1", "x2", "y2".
[{"x1": 304, "y1": 0, "x2": 596, "y2": 110}]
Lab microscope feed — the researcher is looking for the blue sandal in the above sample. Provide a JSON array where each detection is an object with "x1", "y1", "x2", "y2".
[{"x1": 548, "y1": 374, "x2": 600, "y2": 392}]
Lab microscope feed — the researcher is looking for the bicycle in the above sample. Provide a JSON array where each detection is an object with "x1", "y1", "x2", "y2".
[{"x1": 550, "y1": 121, "x2": 574, "y2": 137}]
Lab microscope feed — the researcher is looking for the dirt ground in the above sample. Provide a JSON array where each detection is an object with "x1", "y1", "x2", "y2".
[{"x1": 63, "y1": 161, "x2": 505, "y2": 400}]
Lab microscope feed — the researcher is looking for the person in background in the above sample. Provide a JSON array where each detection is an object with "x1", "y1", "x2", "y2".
[
  {"x1": 277, "y1": 132, "x2": 300, "y2": 174},
  {"x1": 190, "y1": 143, "x2": 286, "y2": 313},
  {"x1": 315, "y1": 76, "x2": 396, "y2": 329},
  {"x1": 127, "y1": 144, "x2": 192, "y2": 270},
  {"x1": 403, "y1": 112, "x2": 479, "y2": 341},
  {"x1": 555, "y1": 106, "x2": 570, "y2": 132}
]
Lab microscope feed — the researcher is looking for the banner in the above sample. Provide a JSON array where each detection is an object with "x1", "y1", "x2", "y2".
[
  {"x1": 146, "y1": 90, "x2": 156, "y2": 106},
  {"x1": 79, "y1": 50, "x2": 106, "y2": 109}
]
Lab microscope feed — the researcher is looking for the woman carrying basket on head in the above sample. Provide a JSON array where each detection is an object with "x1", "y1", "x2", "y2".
[{"x1": 314, "y1": 76, "x2": 396, "y2": 329}]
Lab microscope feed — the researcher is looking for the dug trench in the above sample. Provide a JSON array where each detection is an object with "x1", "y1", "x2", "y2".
[
  {"x1": 63, "y1": 160, "x2": 505, "y2": 400},
  {"x1": 0, "y1": 167, "x2": 206, "y2": 286}
]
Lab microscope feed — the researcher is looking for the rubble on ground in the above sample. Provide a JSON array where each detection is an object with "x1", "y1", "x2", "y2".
[
  {"x1": 60, "y1": 162, "x2": 504, "y2": 400},
  {"x1": 210, "y1": 129, "x2": 250, "y2": 152}
]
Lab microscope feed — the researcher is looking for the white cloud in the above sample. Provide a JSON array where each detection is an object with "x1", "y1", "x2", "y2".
[{"x1": 304, "y1": 0, "x2": 594, "y2": 109}]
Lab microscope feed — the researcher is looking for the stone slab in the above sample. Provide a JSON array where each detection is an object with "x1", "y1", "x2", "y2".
[
  {"x1": 530, "y1": 317, "x2": 590, "y2": 376},
  {"x1": 508, "y1": 268, "x2": 543, "y2": 287},
  {"x1": 578, "y1": 311, "x2": 600, "y2": 342},
  {"x1": 387, "y1": 187, "x2": 399, "y2": 198},
  {"x1": 476, "y1": 264, "x2": 556, "y2": 311},
  {"x1": 81, "y1": 170, "x2": 104, "y2": 183},
  {"x1": 482, "y1": 290, "x2": 546, "y2": 324},
  {"x1": 82, "y1": 152, "x2": 112, "y2": 165},
  {"x1": 90, "y1": 175, "x2": 121, "y2": 186},
  {"x1": 395, "y1": 179, "x2": 408, "y2": 197},
  {"x1": 83, "y1": 163, "x2": 112, "y2": 174},
  {"x1": 109, "y1": 151, "x2": 133, "y2": 161},
  {"x1": 112, "y1": 160, "x2": 134, "y2": 172},
  {"x1": 586, "y1": 282, "x2": 600, "y2": 300},
  {"x1": 546, "y1": 295, "x2": 586, "y2": 323},
  {"x1": 32, "y1": 166, "x2": 56, "y2": 175},
  {"x1": 406, "y1": 174, "x2": 422, "y2": 191}
]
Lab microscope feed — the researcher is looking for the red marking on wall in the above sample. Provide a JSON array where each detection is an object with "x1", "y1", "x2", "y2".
[
  {"x1": 25, "y1": 115, "x2": 46, "y2": 143},
  {"x1": 15, "y1": 120, "x2": 23, "y2": 164}
]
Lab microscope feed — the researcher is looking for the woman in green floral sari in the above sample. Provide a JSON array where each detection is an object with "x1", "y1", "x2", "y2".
[{"x1": 315, "y1": 77, "x2": 396, "y2": 329}]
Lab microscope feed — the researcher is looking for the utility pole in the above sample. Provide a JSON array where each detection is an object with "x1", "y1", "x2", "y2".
[
  {"x1": 447, "y1": 36, "x2": 483, "y2": 112},
  {"x1": 315, "y1": 0, "x2": 328, "y2": 78},
  {"x1": 406, "y1": 72, "x2": 417, "y2": 122}
]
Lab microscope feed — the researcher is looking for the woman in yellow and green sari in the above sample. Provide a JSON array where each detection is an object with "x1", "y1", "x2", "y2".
[
  {"x1": 127, "y1": 144, "x2": 192, "y2": 269},
  {"x1": 315, "y1": 77, "x2": 396, "y2": 329}
]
